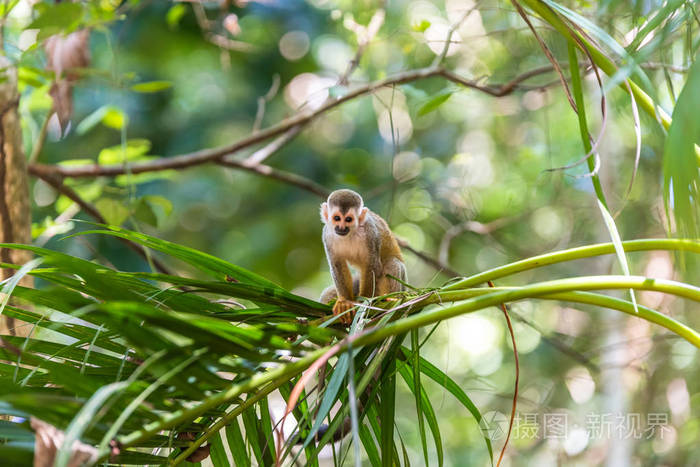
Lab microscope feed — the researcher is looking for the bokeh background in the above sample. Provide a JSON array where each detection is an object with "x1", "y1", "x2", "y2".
[{"x1": 10, "y1": 0, "x2": 699, "y2": 465}]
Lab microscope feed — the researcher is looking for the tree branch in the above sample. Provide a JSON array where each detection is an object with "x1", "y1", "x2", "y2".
[
  {"x1": 241, "y1": 124, "x2": 302, "y2": 167},
  {"x1": 395, "y1": 238, "x2": 461, "y2": 278},
  {"x1": 28, "y1": 65, "x2": 556, "y2": 179},
  {"x1": 216, "y1": 157, "x2": 330, "y2": 198},
  {"x1": 438, "y1": 216, "x2": 521, "y2": 265}
]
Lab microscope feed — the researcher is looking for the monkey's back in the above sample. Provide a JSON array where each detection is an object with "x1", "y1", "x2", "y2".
[{"x1": 368, "y1": 212, "x2": 404, "y2": 262}]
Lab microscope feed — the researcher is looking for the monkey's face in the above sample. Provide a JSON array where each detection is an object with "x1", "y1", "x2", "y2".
[
  {"x1": 330, "y1": 207, "x2": 357, "y2": 236},
  {"x1": 321, "y1": 202, "x2": 367, "y2": 236}
]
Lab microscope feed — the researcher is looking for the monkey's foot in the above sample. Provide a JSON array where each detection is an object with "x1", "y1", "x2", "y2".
[{"x1": 332, "y1": 298, "x2": 355, "y2": 325}]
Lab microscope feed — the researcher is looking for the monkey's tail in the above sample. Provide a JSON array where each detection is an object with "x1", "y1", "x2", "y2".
[{"x1": 292, "y1": 417, "x2": 353, "y2": 446}]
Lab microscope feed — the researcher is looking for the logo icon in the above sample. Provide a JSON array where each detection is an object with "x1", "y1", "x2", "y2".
[{"x1": 479, "y1": 411, "x2": 509, "y2": 440}]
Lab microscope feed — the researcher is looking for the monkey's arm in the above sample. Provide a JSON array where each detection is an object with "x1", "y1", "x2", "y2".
[
  {"x1": 331, "y1": 260, "x2": 355, "y2": 324},
  {"x1": 330, "y1": 260, "x2": 354, "y2": 300}
]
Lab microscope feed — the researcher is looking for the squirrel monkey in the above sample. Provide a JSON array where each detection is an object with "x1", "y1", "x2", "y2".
[{"x1": 319, "y1": 189, "x2": 406, "y2": 324}]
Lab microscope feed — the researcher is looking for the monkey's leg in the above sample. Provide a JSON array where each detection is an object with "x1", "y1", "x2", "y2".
[
  {"x1": 319, "y1": 285, "x2": 338, "y2": 304},
  {"x1": 378, "y1": 257, "x2": 407, "y2": 295},
  {"x1": 319, "y1": 278, "x2": 359, "y2": 304}
]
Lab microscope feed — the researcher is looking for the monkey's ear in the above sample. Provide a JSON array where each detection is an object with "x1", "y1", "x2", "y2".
[
  {"x1": 320, "y1": 202, "x2": 329, "y2": 223},
  {"x1": 358, "y1": 206, "x2": 369, "y2": 225}
]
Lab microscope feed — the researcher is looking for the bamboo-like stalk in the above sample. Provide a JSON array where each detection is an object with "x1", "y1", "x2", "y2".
[
  {"x1": 368, "y1": 276, "x2": 700, "y2": 348},
  {"x1": 434, "y1": 287, "x2": 699, "y2": 347},
  {"x1": 446, "y1": 238, "x2": 700, "y2": 289}
]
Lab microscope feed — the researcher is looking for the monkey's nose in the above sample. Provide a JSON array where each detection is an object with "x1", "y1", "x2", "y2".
[{"x1": 335, "y1": 227, "x2": 350, "y2": 236}]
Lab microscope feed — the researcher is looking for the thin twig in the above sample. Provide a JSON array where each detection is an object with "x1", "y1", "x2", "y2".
[
  {"x1": 438, "y1": 216, "x2": 519, "y2": 265},
  {"x1": 639, "y1": 62, "x2": 689, "y2": 73},
  {"x1": 237, "y1": 7, "x2": 386, "y2": 170},
  {"x1": 205, "y1": 33, "x2": 257, "y2": 52},
  {"x1": 33, "y1": 172, "x2": 173, "y2": 275},
  {"x1": 35, "y1": 203, "x2": 81, "y2": 247},
  {"x1": 511, "y1": 0, "x2": 576, "y2": 110},
  {"x1": 216, "y1": 157, "x2": 330, "y2": 198},
  {"x1": 28, "y1": 112, "x2": 51, "y2": 165},
  {"x1": 396, "y1": 238, "x2": 461, "y2": 278},
  {"x1": 513, "y1": 311, "x2": 599, "y2": 372},
  {"x1": 252, "y1": 74, "x2": 281, "y2": 133},
  {"x1": 243, "y1": 124, "x2": 301, "y2": 167},
  {"x1": 339, "y1": 8, "x2": 386, "y2": 85},
  {"x1": 432, "y1": 3, "x2": 479, "y2": 66},
  {"x1": 489, "y1": 280, "x2": 518, "y2": 467}
]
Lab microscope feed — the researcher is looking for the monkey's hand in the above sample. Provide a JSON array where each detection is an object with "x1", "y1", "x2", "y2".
[{"x1": 332, "y1": 298, "x2": 355, "y2": 325}]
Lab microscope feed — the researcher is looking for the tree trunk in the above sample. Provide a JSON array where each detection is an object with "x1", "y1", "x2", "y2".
[{"x1": 0, "y1": 57, "x2": 33, "y2": 337}]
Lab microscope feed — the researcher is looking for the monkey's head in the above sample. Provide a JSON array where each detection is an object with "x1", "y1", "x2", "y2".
[{"x1": 320, "y1": 189, "x2": 369, "y2": 237}]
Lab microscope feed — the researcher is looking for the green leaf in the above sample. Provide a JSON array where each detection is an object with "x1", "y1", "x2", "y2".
[
  {"x1": 166, "y1": 3, "x2": 187, "y2": 29},
  {"x1": 0, "y1": 443, "x2": 34, "y2": 465},
  {"x1": 597, "y1": 200, "x2": 638, "y2": 312},
  {"x1": 0, "y1": 420, "x2": 33, "y2": 441},
  {"x1": 28, "y1": 2, "x2": 84, "y2": 41},
  {"x1": 132, "y1": 197, "x2": 158, "y2": 227},
  {"x1": 539, "y1": 0, "x2": 655, "y2": 97},
  {"x1": 131, "y1": 80, "x2": 173, "y2": 93},
  {"x1": 98, "y1": 139, "x2": 152, "y2": 164},
  {"x1": 97, "y1": 350, "x2": 205, "y2": 452},
  {"x1": 71, "y1": 225, "x2": 284, "y2": 289},
  {"x1": 380, "y1": 358, "x2": 396, "y2": 467},
  {"x1": 412, "y1": 19, "x2": 431, "y2": 32},
  {"x1": 410, "y1": 330, "x2": 429, "y2": 466},
  {"x1": 55, "y1": 382, "x2": 129, "y2": 467},
  {"x1": 0, "y1": 0, "x2": 19, "y2": 16},
  {"x1": 398, "y1": 364, "x2": 443, "y2": 467},
  {"x1": 417, "y1": 92, "x2": 452, "y2": 116},
  {"x1": 111, "y1": 450, "x2": 168, "y2": 464},
  {"x1": 258, "y1": 398, "x2": 275, "y2": 466},
  {"x1": 241, "y1": 407, "x2": 265, "y2": 466},
  {"x1": 359, "y1": 423, "x2": 381, "y2": 467},
  {"x1": 1, "y1": 258, "x2": 43, "y2": 317},
  {"x1": 102, "y1": 106, "x2": 128, "y2": 130},
  {"x1": 76, "y1": 106, "x2": 109, "y2": 135},
  {"x1": 663, "y1": 56, "x2": 700, "y2": 239},
  {"x1": 95, "y1": 198, "x2": 129, "y2": 226},
  {"x1": 209, "y1": 431, "x2": 229, "y2": 467},
  {"x1": 302, "y1": 350, "x2": 352, "y2": 449},
  {"x1": 567, "y1": 43, "x2": 638, "y2": 313},
  {"x1": 133, "y1": 195, "x2": 172, "y2": 227},
  {"x1": 225, "y1": 422, "x2": 250, "y2": 467},
  {"x1": 625, "y1": 0, "x2": 685, "y2": 52},
  {"x1": 17, "y1": 66, "x2": 46, "y2": 88}
]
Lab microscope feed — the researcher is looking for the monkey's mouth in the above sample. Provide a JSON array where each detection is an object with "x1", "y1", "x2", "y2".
[{"x1": 335, "y1": 228, "x2": 350, "y2": 236}]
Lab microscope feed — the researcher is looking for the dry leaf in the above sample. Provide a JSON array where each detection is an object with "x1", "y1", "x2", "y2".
[
  {"x1": 223, "y1": 13, "x2": 241, "y2": 36},
  {"x1": 44, "y1": 29, "x2": 90, "y2": 133}
]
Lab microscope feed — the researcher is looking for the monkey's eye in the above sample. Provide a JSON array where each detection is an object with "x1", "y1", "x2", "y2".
[
  {"x1": 333, "y1": 215, "x2": 341, "y2": 221},
  {"x1": 345, "y1": 217, "x2": 353, "y2": 223}
]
